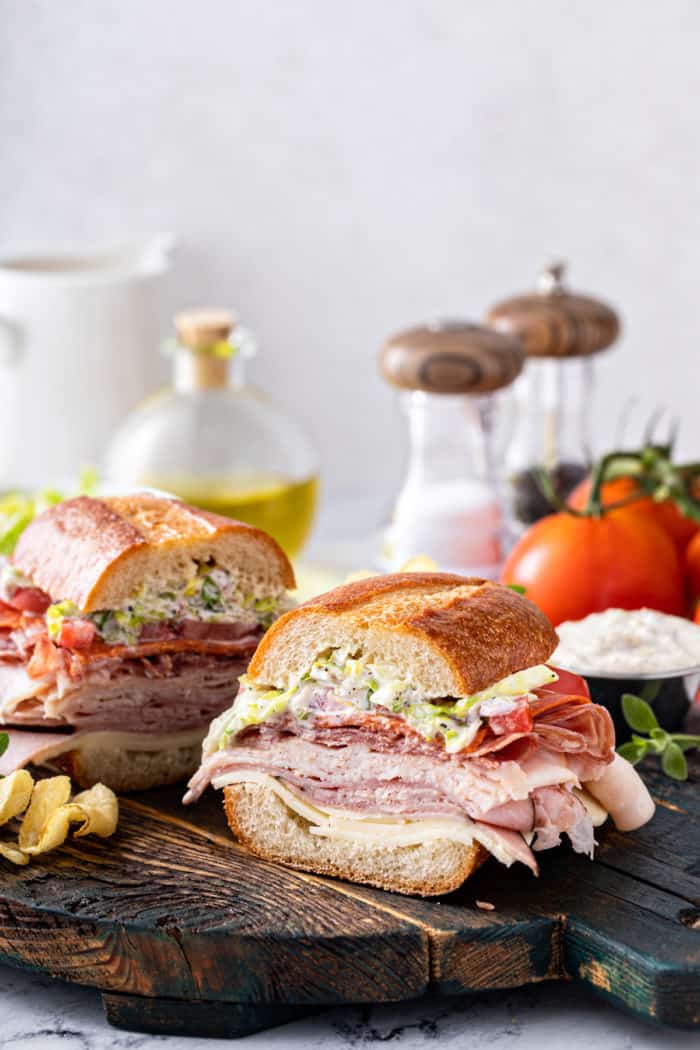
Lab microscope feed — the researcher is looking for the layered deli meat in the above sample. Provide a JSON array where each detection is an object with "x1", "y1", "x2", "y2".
[
  {"x1": 0, "y1": 558, "x2": 292, "y2": 771},
  {"x1": 186, "y1": 648, "x2": 650, "y2": 873}
]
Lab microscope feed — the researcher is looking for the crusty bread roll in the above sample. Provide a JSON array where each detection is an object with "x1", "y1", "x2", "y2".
[
  {"x1": 224, "y1": 782, "x2": 488, "y2": 896},
  {"x1": 13, "y1": 493, "x2": 294, "y2": 611},
  {"x1": 248, "y1": 573, "x2": 557, "y2": 697}
]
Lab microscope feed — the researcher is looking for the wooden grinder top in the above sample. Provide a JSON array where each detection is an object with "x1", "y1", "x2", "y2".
[
  {"x1": 486, "y1": 262, "x2": 620, "y2": 359},
  {"x1": 379, "y1": 321, "x2": 524, "y2": 395}
]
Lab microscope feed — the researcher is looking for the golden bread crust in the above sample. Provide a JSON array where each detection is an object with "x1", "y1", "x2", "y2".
[
  {"x1": 248, "y1": 573, "x2": 557, "y2": 696},
  {"x1": 13, "y1": 494, "x2": 294, "y2": 609}
]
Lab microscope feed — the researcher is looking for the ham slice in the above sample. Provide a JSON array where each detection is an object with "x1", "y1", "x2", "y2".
[
  {"x1": 4, "y1": 652, "x2": 248, "y2": 734},
  {"x1": 0, "y1": 725, "x2": 209, "y2": 776},
  {"x1": 0, "y1": 728, "x2": 75, "y2": 776},
  {"x1": 0, "y1": 609, "x2": 259, "y2": 753},
  {"x1": 186, "y1": 729, "x2": 599, "y2": 869},
  {"x1": 532, "y1": 785, "x2": 595, "y2": 856},
  {"x1": 186, "y1": 675, "x2": 643, "y2": 872},
  {"x1": 584, "y1": 754, "x2": 655, "y2": 831}
]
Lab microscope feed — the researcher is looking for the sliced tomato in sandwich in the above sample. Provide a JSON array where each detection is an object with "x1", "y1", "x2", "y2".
[
  {"x1": 8, "y1": 587, "x2": 51, "y2": 615},
  {"x1": 57, "y1": 619, "x2": 97, "y2": 649},
  {"x1": 488, "y1": 697, "x2": 533, "y2": 736},
  {"x1": 547, "y1": 666, "x2": 590, "y2": 699}
]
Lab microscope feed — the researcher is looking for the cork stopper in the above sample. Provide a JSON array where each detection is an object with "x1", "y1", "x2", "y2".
[
  {"x1": 173, "y1": 308, "x2": 236, "y2": 390},
  {"x1": 486, "y1": 262, "x2": 620, "y2": 359},
  {"x1": 379, "y1": 321, "x2": 523, "y2": 395}
]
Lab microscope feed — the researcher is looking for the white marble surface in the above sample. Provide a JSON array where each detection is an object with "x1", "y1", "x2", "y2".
[{"x1": 0, "y1": 964, "x2": 697, "y2": 1049}]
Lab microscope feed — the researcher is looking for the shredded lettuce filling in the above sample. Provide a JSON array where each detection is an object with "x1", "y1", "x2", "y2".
[
  {"x1": 0, "y1": 558, "x2": 291, "y2": 647},
  {"x1": 211, "y1": 650, "x2": 557, "y2": 755}
]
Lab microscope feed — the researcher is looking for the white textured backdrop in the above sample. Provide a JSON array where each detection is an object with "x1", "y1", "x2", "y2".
[{"x1": 2, "y1": 0, "x2": 700, "y2": 510}]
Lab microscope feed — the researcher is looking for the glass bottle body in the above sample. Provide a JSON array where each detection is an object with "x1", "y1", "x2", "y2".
[
  {"x1": 503, "y1": 357, "x2": 594, "y2": 532},
  {"x1": 104, "y1": 348, "x2": 318, "y2": 557},
  {"x1": 382, "y1": 391, "x2": 504, "y2": 576}
]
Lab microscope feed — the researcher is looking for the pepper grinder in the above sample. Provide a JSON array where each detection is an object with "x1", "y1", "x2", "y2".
[
  {"x1": 378, "y1": 321, "x2": 523, "y2": 576},
  {"x1": 487, "y1": 262, "x2": 620, "y2": 530}
]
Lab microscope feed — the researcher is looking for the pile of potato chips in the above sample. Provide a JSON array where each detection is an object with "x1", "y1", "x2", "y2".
[{"x1": 0, "y1": 771, "x2": 118, "y2": 865}]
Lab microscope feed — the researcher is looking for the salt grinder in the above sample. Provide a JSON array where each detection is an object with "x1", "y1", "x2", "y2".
[{"x1": 378, "y1": 321, "x2": 523, "y2": 576}]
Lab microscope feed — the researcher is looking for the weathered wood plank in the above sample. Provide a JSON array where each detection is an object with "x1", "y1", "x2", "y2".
[
  {"x1": 0, "y1": 758, "x2": 698, "y2": 1034},
  {"x1": 102, "y1": 992, "x2": 314, "y2": 1038},
  {"x1": 0, "y1": 804, "x2": 430, "y2": 1004}
]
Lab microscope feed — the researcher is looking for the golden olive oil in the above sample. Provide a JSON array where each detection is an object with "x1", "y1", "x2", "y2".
[{"x1": 142, "y1": 474, "x2": 319, "y2": 557}]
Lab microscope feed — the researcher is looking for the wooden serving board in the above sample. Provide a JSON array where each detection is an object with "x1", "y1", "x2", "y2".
[{"x1": 0, "y1": 756, "x2": 698, "y2": 1039}]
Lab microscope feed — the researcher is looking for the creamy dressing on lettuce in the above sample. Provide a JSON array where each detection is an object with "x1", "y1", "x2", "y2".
[
  {"x1": 0, "y1": 556, "x2": 291, "y2": 647},
  {"x1": 209, "y1": 650, "x2": 556, "y2": 755}
]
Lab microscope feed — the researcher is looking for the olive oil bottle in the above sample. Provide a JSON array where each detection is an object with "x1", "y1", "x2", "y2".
[
  {"x1": 142, "y1": 473, "x2": 318, "y2": 557},
  {"x1": 104, "y1": 310, "x2": 319, "y2": 557}
]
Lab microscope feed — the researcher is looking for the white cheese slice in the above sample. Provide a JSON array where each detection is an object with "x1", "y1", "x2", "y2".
[{"x1": 218, "y1": 771, "x2": 532, "y2": 868}]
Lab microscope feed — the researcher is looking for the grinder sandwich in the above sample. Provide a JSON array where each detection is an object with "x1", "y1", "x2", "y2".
[
  {"x1": 0, "y1": 493, "x2": 294, "y2": 790},
  {"x1": 186, "y1": 573, "x2": 655, "y2": 896}
]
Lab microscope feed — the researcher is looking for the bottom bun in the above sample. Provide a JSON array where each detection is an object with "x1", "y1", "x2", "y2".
[
  {"x1": 224, "y1": 782, "x2": 488, "y2": 897},
  {"x1": 53, "y1": 740, "x2": 203, "y2": 793}
]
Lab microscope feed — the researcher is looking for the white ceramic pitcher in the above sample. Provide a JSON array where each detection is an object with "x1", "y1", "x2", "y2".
[{"x1": 0, "y1": 237, "x2": 174, "y2": 487}]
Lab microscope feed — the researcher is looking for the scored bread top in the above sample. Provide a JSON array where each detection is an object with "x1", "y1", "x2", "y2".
[
  {"x1": 248, "y1": 573, "x2": 557, "y2": 697},
  {"x1": 12, "y1": 494, "x2": 295, "y2": 612}
]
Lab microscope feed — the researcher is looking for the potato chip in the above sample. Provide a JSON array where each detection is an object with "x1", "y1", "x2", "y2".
[
  {"x1": 0, "y1": 841, "x2": 29, "y2": 866},
  {"x1": 70, "y1": 783, "x2": 119, "y2": 838},
  {"x1": 0, "y1": 770, "x2": 34, "y2": 827},
  {"x1": 19, "y1": 776, "x2": 73, "y2": 853},
  {"x1": 0, "y1": 774, "x2": 121, "y2": 861}
]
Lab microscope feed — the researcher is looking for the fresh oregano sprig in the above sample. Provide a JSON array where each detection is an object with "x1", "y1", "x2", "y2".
[{"x1": 618, "y1": 694, "x2": 700, "y2": 781}]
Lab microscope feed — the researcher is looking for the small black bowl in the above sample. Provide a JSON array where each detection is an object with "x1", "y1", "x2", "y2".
[{"x1": 558, "y1": 665, "x2": 700, "y2": 743}]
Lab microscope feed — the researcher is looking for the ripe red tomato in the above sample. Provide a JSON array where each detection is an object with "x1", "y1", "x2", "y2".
[
  {"x1": 9, "y1": 587, "x2": 51, "y2": 614},
  {"x1": 58, "y1": 619, "x2": 96, "y2": 649},
  {"x1": 546, "y1": 667, "x2": 590, "y2": 698},
  {"x1": 501, "y1": 508, "x2": 686, "y2": 626},
  {"x1": 569, "y1": 475, "x2": 698, "y2": 552},
  {"x1": 685, "y1": 530, "x2": 700, "y2": 602},
  {"x1": 487, "y1": 699, "x2": 533, "y2": 736}
]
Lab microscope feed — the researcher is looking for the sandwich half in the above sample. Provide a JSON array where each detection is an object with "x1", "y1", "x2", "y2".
[
  {"x1": 186, "y1": 573, "x2": 655, "y2": 896},
  {"x1": 0, "y1": 493, "x2": 294, "y2": 790}
]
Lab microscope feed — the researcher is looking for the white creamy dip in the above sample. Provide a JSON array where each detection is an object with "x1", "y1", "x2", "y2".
[{"x1": 553, "y1": 608, "x2": 700, "y2": 676}]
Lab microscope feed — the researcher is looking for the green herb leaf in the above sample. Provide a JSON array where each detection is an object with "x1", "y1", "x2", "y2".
[
  {"x1": 619, "y1": 694, "x2": 699, "y2": 781},
  {"x1": 649, "y1": 727, "x2": 670, "y2": 753},
  {"x1": 507, "y1": 584, "x2": 527, "y2": 595},
  {"x1": 200, "y1": 575, "x2": 222, "y2": 611},
  {"x1": 674, "y1": 736, "x2": 700, "y2": 752},
  {"x1": 0, "y1": 731, "x2": 8, "y2": 761},
  {"x1": 661, "y1": 741, "x2": 688, "y2": 781},
  {"x1": 640, "y1": 680, "x2": 662, "y2": 704},
  {"x1": 617, "y1": 740, "x2": 646, "y2": 765},
  {"x1": 622, "y1": 693, "x2": 659, "y2": 733}
]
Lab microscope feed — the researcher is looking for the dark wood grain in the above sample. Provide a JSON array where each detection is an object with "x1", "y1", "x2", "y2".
[{"x1": 0, "y1": 756, "x2": 697, "y2": 1036}]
